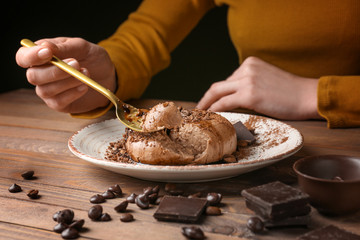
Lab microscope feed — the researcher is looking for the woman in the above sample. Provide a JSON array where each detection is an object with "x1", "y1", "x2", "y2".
[{"x1": 16, "y1": 0, "x2": 360, "y2": 128}]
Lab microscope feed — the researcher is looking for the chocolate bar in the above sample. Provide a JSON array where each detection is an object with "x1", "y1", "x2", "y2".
[
  {"x1": 262, "y1": 215, "x2": 311, "y2": 228},
  {"x1": 153, "y1": 195, "x2": 207, "y2": 223},
  {"x1": 297, "y1": 225, "x2": 360, "y2": 240},
  {"x1": 233, "y1": 121, "x2": 255, "y2": 143},
  {"x1": 241, "y1": 181, "x2": 310, "y2": 221}
]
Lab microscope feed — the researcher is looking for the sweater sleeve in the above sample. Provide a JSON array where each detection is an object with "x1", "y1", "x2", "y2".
[
  {"x1": 318, "y1": 76, "x2": 360, "y2": 128},
  {"x1": 71, "y1": 0, "x2": 214, "y2": 119}
]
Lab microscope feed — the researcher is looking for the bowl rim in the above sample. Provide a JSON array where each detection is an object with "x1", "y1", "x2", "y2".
[{"x1": 293, "y1": 155, "x2": 360, "y2": 184}]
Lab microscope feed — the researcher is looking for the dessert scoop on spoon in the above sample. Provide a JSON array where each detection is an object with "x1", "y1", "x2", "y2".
[{"x1": 20, "y1": 39, "x2": 144, "y2": 131}]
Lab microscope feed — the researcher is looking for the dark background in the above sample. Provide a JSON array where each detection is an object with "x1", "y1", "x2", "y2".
[{"x1": 2, "y1": 1, "x2": 238, "y2": 102}]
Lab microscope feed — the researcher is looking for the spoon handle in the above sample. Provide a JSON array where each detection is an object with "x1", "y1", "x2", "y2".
[{"x1": 20, "y1": 39, "x2": 119, "y2": 106}]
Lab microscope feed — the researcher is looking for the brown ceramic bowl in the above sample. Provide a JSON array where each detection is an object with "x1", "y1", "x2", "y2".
[{"x1": 293, "y1": 155, "x2": 360, "y2": 215}]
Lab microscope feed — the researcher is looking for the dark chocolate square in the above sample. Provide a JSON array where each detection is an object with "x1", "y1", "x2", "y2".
[
  {"x1": 153, "y1": 195, "x2": 207, "y2": 223},
  {"x1": 241, "y1": 181, "x2": 310, "y2": 220},
  {"x1": 233, "y1": 121, "x2": 255, "y2": 143},
  {"x1": 297, "y1": 225, "x2": 360, "y2": 240}
]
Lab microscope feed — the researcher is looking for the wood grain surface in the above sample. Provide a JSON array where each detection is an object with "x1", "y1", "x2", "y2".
[{"x1": 1, "y1": 89, "x2": 359, "y2": 240}]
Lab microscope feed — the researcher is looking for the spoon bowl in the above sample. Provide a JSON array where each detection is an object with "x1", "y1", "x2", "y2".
[{"x1": 21, "y1": 39, "x2": 143, "y2": 131}]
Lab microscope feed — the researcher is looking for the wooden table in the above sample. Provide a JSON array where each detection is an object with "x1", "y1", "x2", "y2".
[{"x1": 1, "y1": 89, "x2": 359, "y2": 240}]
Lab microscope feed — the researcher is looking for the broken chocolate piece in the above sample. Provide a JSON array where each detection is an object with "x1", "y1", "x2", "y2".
[
  {"x1": 262, "y1": 215, "x2": 311, "y2": 228},
  {"x1": 153, "y1": 195, "x2": 207, "y2": 223},
  {"x1": 241, "y1": 181, "x2": 310, "y2": 221},
  {"x1": 296, "y1": 225, "x2": 360, "y2": 240},
  {"x1": 233, "y1": 121, "x2": 255, "y2": 143}
]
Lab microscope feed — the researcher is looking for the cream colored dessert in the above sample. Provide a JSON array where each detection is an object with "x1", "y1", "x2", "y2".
[
  {"x1": 141, "y1": 102, "x2": 182, "y2": 132},
  {"x1": 126, "y1": 105, "x2": 237, "y2": 165}
]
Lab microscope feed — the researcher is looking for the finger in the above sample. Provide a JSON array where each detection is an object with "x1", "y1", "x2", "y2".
[
  {"x1": 26, "y1": 58, "x2": 81, "y2": 86},
  {"x1": 16, "y1": 45, "x2": 53, "y2": 68},
  {"x1": 41, "y1": 84, "x2": 88, "y2": 113},
  {"x1": 196, "y1": 80, "x2": 238, "y2": 110},
  {"x1": 207, "y1": 93, "x2": 245, "y2": 112}
]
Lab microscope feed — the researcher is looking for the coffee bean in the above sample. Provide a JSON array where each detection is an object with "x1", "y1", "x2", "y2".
[
  {"x1": 53, "y1": 211, "x2": 61, "y2": 222},
  {"x1": 27, "y1": 189, "x2": 39, "y2": 199},
  {"x1": 57, "y1": 209, "x2": 75, "y2": 224},
  {"x1": 69, "y1": 219, "x2": 85, "y2": 231},
  {"x1": 247, "y1": 217, "x2": 264, "y2": 233},
  {"x1": 181, "y1": 226, "x2": 205, "y2": 240},
  {"x1": 135, "y1": 193, "x2": 150, "y2": 209},
  {"x1": 126, "y1": 193, "x2": 137, "y2": 203},
  {"x1": 21, "y1": 170, "x2": 35, "y2": 180},
  {"x1": 8, "y1": 183, "x2": 22, "y2": 193},
  {"x1": 90, "y1": 194, "x2": 106, "y2": 204},
  {"x1": 102, "y1": 190, "x2": 116, "y2": 199},
  {"x1": 206, "y1": 206, "x2": 222, "y2": 215},
  {"x1": 53, "y1": 222, "x2": 69, "y2": 233},
  {"x1": 143, "y1": 186, "x2": 153, "y2": 195},
  {"x1": 148, "y1": 193, "x2": 158, "y2": 204},
  {"x1": 61, "y1": 227, "x2": 79, "y2": 239},
  {"x1": 100, "y1": 213, "x2": 112, "y2": 221},
  {"x1": 114, "y1": 200, "x2": 128, "y2": 212},
  {"x1": 152, "y1": 185, "x2": 160, "y2": 194},
  {"x1": 108, "y1": 184, "x2": 122, "y2": 196},
  {"x1": 88, "y1": 205, "x2": 103, "y2": 220},
  {"x1": 206, "y1": 193, "x2": 222, "y2": 206},
  {"x1": 120, "y1": 213, "x2": 134, "y2": 222}
]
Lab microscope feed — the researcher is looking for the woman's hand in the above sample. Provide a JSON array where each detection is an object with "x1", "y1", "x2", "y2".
[
  {"x1": 197, "y1": 56, "x2": 322, "y2": 120},
  {"x1": 16, "y1": 37, "x2": 116, "y2": 114}
]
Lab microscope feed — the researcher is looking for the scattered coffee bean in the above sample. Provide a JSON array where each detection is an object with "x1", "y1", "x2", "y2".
[
  {"x1": 21, "y1": 170, "x2": 35, "y2": 180},
  {"x1": 148, "y1": 193, "x2": 158, "y2": 204},
  {"x1": 88, "y1": 205, "x2": 103, "y2": 220},
  {"x1": 206, "y1": 192, "x2": 222, "y2": 206},
  {"x1": 135, "y1": 193, "x2": 150, "y2": 209},
  {"x1": 114, "y1": 200, "x2": 128, "y2": 212},
  {"x1": 247, "y1": 217, "x2": 264, "y2": 233},
  {"x1": 120, "y1": 213, "x2": 134, "y2": 222},
  {"x1": 143, "y1": 186, "x2": 153, "y2": 195},
  {"x1": 61, "y1": 227, "x2": 79, "y2": 239},
  {"x1": 53, "y1": 222, "x2": 69, "y2": 233},
  {"x1": 90, "y1": 194, "x2": 106, "y2": 204},
  {"x1": 206, "y1": 206, "x2": 222, "y2": 215},
  {"x1": 27, "y1": 189, "x2": 39, "y2": 199},
  {"x1": 69, "y1": 219, "x2": 85, "y2": 231},
  {"x1": 57, "y1": 209, "x2": 75, "y2": 224},
  {"x1": 53, "y1": 211, "x2": 61, "y2": 222},
  {"x1": 152, "y1": 185, "x2": 160, "y2": 194},
  {"x1": 223, "y1": 154, "x2": 237, "y2": 163},
  {"x1": 188, "y1": 192, "x2": 202, "y2": 198},
  {"x1": 108, "y1": 184, "x2": 122, "y2": 196},
  {"x1": 100, "y1": 213, "x2": 112, "y2": 221},
  {"x1": 102, "y1": 190, "x2": 116, "y2": 199},
  {"x1": 181, "y1": 226, "x2": 205, "y2": 240},
  {"x1": 126, "y1": 193, "x2": 137, "y2": 203},
  {"x1": 8, "y1": 183, "x2": 22, "y2": 193}
]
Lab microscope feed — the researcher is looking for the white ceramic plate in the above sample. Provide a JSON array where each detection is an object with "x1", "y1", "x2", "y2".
[{"x1": 68, "y1": 113, "x2": 303, "y2": 182}]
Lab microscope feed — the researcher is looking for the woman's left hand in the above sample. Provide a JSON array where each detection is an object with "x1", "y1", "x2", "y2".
[{"x1": 196, "y1": 56, "x2": 322, "y2": 120}]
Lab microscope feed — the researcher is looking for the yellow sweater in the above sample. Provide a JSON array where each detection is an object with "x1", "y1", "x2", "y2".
[{"x1": 92, "y1": 0, "x2": 360, "y2": 128}]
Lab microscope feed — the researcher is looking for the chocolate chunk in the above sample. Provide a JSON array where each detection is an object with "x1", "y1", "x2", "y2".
[
  {"x1": 90, "y1": 194, "x2": 106, "y2": 204},
  {"x1": 27, "y1": 189, "x2": 39, "y2": 199},
  {"x1": 120, "y1": 213, "x2": 134, "y2": 222},
  {"x1": 241, "y1": 181, "x2": 310, "y2": 221},
  {"x1": 53, "y1": 222, "x2": 69, "y2": 233},
  {"x1": 262, "y1": 215, "x2": 311, "y2": 228},
  {"x1": 296, "y1": 225, "x2": 360, "y2": 240},
  {"x1": 88, "y1": 205, "x2": 103, "y2": 220},
  {"x1": 126, "y1": 193, "x2": 137, "y2": 203},
  {"x1": 108, "y1": 184, "x2": 122, "y2": 196},
  {"x1": 181, "y1": 226, "x2": 205, "y2": 240},
  {"x1": 99, "y1": 213, "x2": 112, "y2": 221},
  {"x1": 69, "y1": 219, "x2": 85, "y2": 231},
  {"x1": 114, "y1": 200, "x2": 128, "y2": 212},
  {"x1": 135, "y1": 193, "x2": 150, "y2": 209},
  {"x1": 247, "y1": 217, "x2": 264, "y2": 233},
  {"x1": 102, "y1": 190, "x2": 116, "y2": 199},
  {"x1": 206, "y1": 193, "x2": 222, "y2": 206},
  {"x1": 153, "y1": 196, "x2": 207, "y2": 223},
  {"x1": 233, "y1": 121, "x2": 255, "y2": 143},
  {"x1": 61, "y1": 227, "x2": 79, "y2": 239},
  {"x1": 57, "y1": 209, "x2": 74, "y2": 224}
]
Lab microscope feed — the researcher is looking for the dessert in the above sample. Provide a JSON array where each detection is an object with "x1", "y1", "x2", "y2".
[{"x1": 107, "y1": 102, "x2": 239, "y2": 165}]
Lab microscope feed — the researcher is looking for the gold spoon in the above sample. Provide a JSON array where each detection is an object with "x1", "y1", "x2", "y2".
[{"x1": 20, "y1": 39, "x2": 143, "y2": 131}]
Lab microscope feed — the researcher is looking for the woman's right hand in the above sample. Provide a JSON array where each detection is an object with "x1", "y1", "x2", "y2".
[{"x1": 16, "y1": 37, "x2": 116, "y2": 114}]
